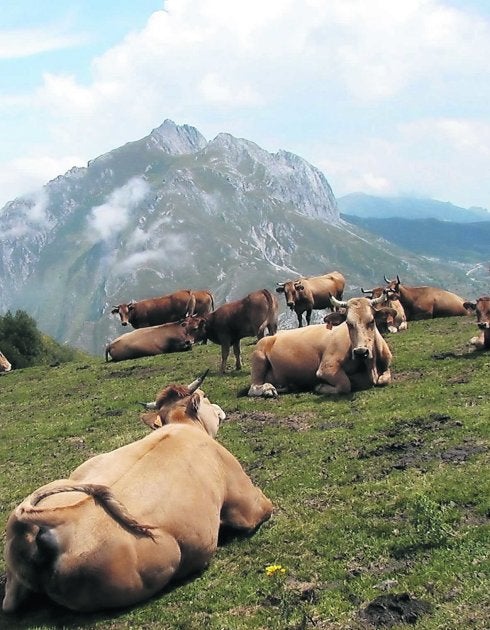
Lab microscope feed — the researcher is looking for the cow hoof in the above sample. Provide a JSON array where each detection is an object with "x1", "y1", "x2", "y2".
[{"x1": 248, "y1": 384, "x2": 278, "y2": 398}]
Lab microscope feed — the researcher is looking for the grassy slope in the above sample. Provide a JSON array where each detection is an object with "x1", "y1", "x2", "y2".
[{"x1": 0, "y1": 316, "x2": 488, "y2": 629}]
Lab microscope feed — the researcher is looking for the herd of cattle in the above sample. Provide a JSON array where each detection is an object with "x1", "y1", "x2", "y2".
[
  {"x1": 101, "y1": 271, "x2": 489, "y2": 397},
  {"x1": 1, "y1": 271, "x2": 489, "y2": 615}
]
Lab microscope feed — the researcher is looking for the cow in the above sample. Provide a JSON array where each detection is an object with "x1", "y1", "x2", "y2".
[
  {"x1": 276, "y1": 271, "x2": 345, "y2": 327},
  {"x1": 383, "y1": 275, "x2": 470, "y2": 320},
  {"x1": 463, "y1": 296, "x2": 490, "y2": 350},
  {"x1": 139, "y1": 371, "x2": 226, "y2": 436},
  {"x1": 111, "y1": 289, "x2": 214, "y2": 328},
  {"x1": 360, "y1": 286, "x2": 408, "y2": 331},
  {"x1": 105, "y1": 316, "x2": 204, "y2": 362},
  {"x1": 0, "y1": 350, "x2": 11, "y2": 372},
  {"x1": 324, "y1": 306, "x2": 399, "y2": 335},
  {"x1": 191, "y1": 289, "x2": 279, "y2": 373},
  {"x1": 2, "y1": 375, "x2": 273, "y2": 614},
  {"x1": 248, "y1": 295, "x2": 392, "y2": 397}
]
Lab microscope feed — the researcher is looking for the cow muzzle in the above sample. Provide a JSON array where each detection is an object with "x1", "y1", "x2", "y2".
[
  {"x1": 121, "y1": 321, "x2": 128, "y2": 326},
  {"x1": 287, "y1": 302, "x2": 295, "y2": 309},
  {"x1": 352, "y1": 347, "x2": 371, "y2": 359},
  {"x1": 477, "y1": 322, "x2": 490, "y2": 330}
]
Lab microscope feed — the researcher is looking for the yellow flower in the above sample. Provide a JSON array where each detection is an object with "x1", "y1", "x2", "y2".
[{"x1": 265, "y1": 564, "x2": 287, "y2": 576}]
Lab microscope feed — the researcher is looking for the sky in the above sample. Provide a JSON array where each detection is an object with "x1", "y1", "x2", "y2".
[{"x1": 1, "y1": 0, "x2": 490, "y2": 211}]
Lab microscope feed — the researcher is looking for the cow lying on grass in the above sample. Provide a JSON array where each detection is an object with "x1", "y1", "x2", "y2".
[
  {"x1": 2, "y1": 375, "x2": 273, "y2": 614},
  {"x1": 105, "y1": 316, "x2": 203, "y2": 361},
  {"x1": 464, "y1": 296, "x2": 490, "y2": 350},
  {"x1": 248, "y1": 295, "x2": 392, "y2": 397},
  {"x1": 0, "y1": 350, "x2": 11, "y2": 372}
]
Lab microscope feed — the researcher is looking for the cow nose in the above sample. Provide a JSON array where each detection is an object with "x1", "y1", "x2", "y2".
[
  {"x1": 478, "y1": 322, "x2": 489, "y2": 329},
  {"x1": 353, "y1": 347, "x2": 370, "y2": 358},
  {"x1": 287, "y1": 302, "x2": 294, "y2": 308},
  {"x1": 122, "y1": 322, "x2": 128, "y2": 326}
]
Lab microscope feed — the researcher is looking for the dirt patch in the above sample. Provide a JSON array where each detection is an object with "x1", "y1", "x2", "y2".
[
  {"x1": 227, "y1": 410, "x2": 314, "y2": 432},
  {"x1": 392, "y1": 370, "x2": 424, "y2": 383},
  {"x1": 105, "y1": 365, "x2": 163, "y2": 379},
  {"x1": 359, "y1": 592, "x2": 432, "y2": 627}
]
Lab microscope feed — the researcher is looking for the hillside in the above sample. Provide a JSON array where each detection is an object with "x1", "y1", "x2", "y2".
[
  {"x1": 0, "y1": 315, "x2": 488, "y2": 629},
  {"x1": 0, "y1": 121, "x2": 486, "y2": 355},
  {"x1": 337, "y1": 193, "x2": 490, "y2": 222},
  {"x1": 342, "y1": 215, "x2": 490, "y2": 264}
]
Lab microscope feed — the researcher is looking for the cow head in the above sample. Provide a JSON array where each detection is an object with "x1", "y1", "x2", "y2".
[
  {"x1": 330, "y1": 294, "x2": 387, "y2": 358},
  {"x1": 464, "y1": 296, "x2": 490, "y2": 330},
  {"x1": 181, "y1": 314, "x2": 207, "y2": 343},
  {"x1": 140, "y1": 371, "x2": 225, "y2": 437},
  {"x1": 0, "y1": 351, "x2": 12, "y2": 373},
  {"x1": 276, "y1": 280, "x2": 305, "y2": 309},
  {"x1": 111, "y1": 301, "x2": 135, "y2": 326},
  {"x1": 383, "y1": 275, "x2": 401, "y2": 293}
]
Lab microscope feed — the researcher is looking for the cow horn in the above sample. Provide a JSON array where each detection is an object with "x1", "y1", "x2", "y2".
[
  {"x1": 139, "y1": 401, "x2": 158, "y2": 410},
  {"x1": 396, "y1": 275, "x2": 400, "y2": 283},
  {"x1": 330, "y1": 294, "x2": 348, "y2": 309},
  {"x1": 276, "y1": 282, "x2": 285, "y2": 287},
  {"x1": 383, "y1": 274, "x2": 390, "y2": 283},
  {"x1": 371, "y1": 293, "x2": 388, "y2": 306},
  {"x1": 187, "y1": 369, "x2": 210, "y2": 393},
  {"x1": 360, "y1": 288, "x2": 373, "y2": 294}
]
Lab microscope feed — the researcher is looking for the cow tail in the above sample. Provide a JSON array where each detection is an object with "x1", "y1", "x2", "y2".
[
  {"x1": 18, "y1": 485, "x2": 156, "y2": 540},
  {"x1": 105, "y1": 344, "x2": 112, "y2": 362},
  {"x1": 186, "y1": 294, "x2": 197, "y2": 316}
]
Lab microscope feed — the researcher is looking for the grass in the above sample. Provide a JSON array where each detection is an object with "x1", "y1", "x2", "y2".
[{"x1": 0, "y1": 315, "x2": 488, "y2": 629}]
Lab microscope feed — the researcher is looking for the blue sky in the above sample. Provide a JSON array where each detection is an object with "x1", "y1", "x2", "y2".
[{"x1": 1, "y1": 0, "x2": 490, "y2": 210}]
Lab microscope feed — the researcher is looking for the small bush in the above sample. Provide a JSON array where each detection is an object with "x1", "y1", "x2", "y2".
[{"x1": 0, "y1": 310, "x2": 81, "y2": 368}]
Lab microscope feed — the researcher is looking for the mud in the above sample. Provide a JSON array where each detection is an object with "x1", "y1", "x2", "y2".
[
  {"x1": 227, "y1": 410, "x2": 314, "y2": 432},
  {"x1": 359, "y1": 592, "x2": 432, "y2": 627}
]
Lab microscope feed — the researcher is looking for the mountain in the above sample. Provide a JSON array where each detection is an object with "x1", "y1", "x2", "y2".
[
  {"x1": 342, "y1": 215, "x2": 490, "y2": 264},
  {"x1": 338, "y1": 192, "x2": 490, "y2": 222},
  {"x1": 0, "y1": 121, "x2": 485, "y2": 355}
]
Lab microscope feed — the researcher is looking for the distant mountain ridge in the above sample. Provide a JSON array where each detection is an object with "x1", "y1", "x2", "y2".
[
  {"x1": 338, "y1": 192, "x2": 490, "y2": 222},
  {"x1": 0, "y1": 121, "x2": 486, "y2": 354}
]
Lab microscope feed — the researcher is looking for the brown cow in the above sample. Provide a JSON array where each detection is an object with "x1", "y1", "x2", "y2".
[
  {"x1": 360, "y1": 286, "x2": 408, "y2": 332},
  {"x1": 324, "y1": 306, "x2": 399, "y2": 335},
  {"x1": 111, "y1": 289, "x2": 214, "y2": 328},
  {"x1": 463, "y1": 296, "x2": 490, "y2": 350},
  {"x1": 191, "y1": 289, "x2": 279, "y2": 373},
  {"x1": 2, "y1": 376, "x2": 272, "y2": 613},
  {"x1": 0, "y1": 350, "x2": 11, "y2": 373},
  {"x1": 105, "y1": 316, "x2": 203, "y2": 362},
  {"x1": 248, "y1": 295, "x2": 392, "y2": 397},
  {"x1": 276, "y1": 271, "x2": 345, "y2": 327},
  {"x1": 383, "y1": 275, "x2": 470, "y2": 319}
]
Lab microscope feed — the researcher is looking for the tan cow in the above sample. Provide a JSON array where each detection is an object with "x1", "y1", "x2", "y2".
[
  {"x1": 105, "y1": 316, "x2": 203, "y2": 361},
  {"x1": 360, "y1": 286, "x2": 408, "y2": 331},
  {"x1": 2, "y1": 377, "x2": 273, "y2": 614},
  {"x1": 111, "y1": 289, "x2": 214, "y2": 328},
  {"x1": 191, "y1": 289, "x2": 279, "y2": 373},
  {"x1": 248, "y1": 295, "x2": 392, "y2": 397},
  {"x1": 383, "y1": 275, "x2": 470, "y2": 320},
  {"x1": 463, "y1": 296, "x2": 490, "y2": 350},
  {"x1": 0, "y1": 350, "x2": 11, "y2": 372},
  {"x1": 276, "y1": 271, "x2": 345, "y2": 327}
]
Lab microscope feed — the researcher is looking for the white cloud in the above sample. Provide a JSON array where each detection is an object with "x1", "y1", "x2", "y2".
[
  {"x1": 87, "y1": 177, "x2": 150, "y2": 241},
  {"x1": 0, "y1": 26, "x2": 86, "y2": 59}
]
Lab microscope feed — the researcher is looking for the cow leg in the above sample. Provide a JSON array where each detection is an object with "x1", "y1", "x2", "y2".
[
  {"x1": 233, "y1": 341, "x2": 242, "y2": 370},
  {"x1": 470, "y1": 334, "x2": 486, "y2": 350},
  {"x1": 220, "y1": 455, "x2": 273, "y2": 532},
  {"x1": 220, "y1": 343, "x2": 230, "y2": 373},
  {"x1": 2, "y1": 570, "x2": 32, "y2": 613},
  {"x1": 315, "y1": 363, "x2": 351, "y2": 394},
  {"x1": 305, "y1": 309, "x2": 312, "y2": 325},
  {"x1": 296, "y1": 310, "x2": 303, "y2": 327}
]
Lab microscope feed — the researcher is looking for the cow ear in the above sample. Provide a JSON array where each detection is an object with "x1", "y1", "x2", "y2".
[
  {"x1": 276, "y1": 286, "x2": 285, "y2": 293},
  {"x1": 111, "y1": 307, "x2": 119, "y2": 314},
  {"x1": 296, "y1": 284, "x2": 304, "y2": 290},
  {"x1": 140, "y1": 412, "x2": 162, "y2": 430},
  {"x1": 185, "y1": 393, "x2": 201, "y2": 418},
  {"x1": 463, "y1": 301, "x2": 476, "y2": 311}
]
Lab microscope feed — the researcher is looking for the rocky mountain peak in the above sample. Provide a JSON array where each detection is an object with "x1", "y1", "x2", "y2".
[{"x1": 149, "y1": 119, "x2": 208, "y2": 155}]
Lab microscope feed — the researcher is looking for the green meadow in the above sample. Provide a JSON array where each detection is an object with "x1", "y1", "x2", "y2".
[{"x1": 0, "y1": 315, "x2": 488, "y2": 629}]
